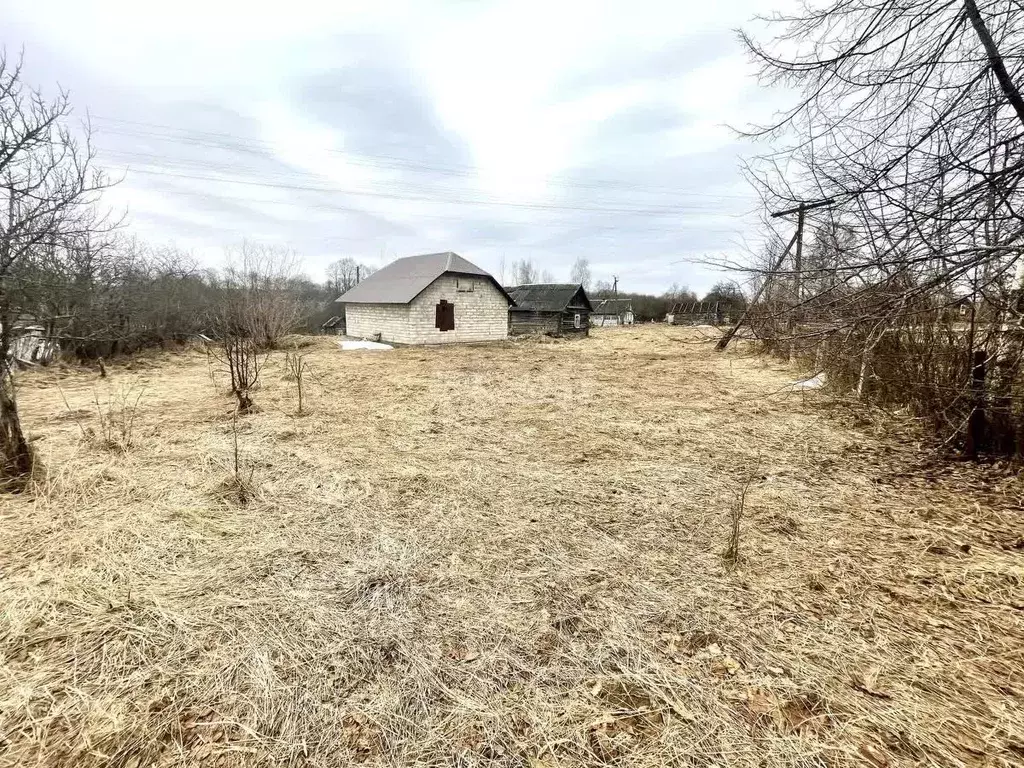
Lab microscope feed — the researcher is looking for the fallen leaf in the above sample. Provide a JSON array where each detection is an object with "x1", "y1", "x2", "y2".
[
  {"x1": 858, "y1": 743, "x2": 890, "y2": 767},
  {"x1": 446, "y1": 646, "x2": 480, "y2": 662},
  {"x1": 746, "y1": 688, "x2": 777, "y2": 716},
  {"x1": 779, "y1": 694, "x2": 829, "y2": 734}
]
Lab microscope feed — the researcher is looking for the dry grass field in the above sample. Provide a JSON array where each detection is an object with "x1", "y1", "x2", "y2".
[{"x1": 1, "y1": 325, "x2": 1022, "y2": 767}]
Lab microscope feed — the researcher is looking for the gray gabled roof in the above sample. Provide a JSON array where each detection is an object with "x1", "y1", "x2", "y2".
[
  {"x1": 507, "y1": 283, "x2": 593, "y2": 312},
  {"x1": 592, "y1": 298, "x2": 634, "y2": 315},
  {"x1": 336, "y1": 251, "x2": 513, "y2": 305}
]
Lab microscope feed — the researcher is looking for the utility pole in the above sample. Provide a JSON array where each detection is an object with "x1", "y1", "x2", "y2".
[
  {"x1": 716, "y1": 198, "x2": 831, "y2": 352},
  {"x1": 771, "y1": 200, "x2": 823, "y2": 303},
  {"x1": 770, "y1": 200, "x2": 827, "y2": 360},
  {"x1": 790, "y1": 205, "x2": 806, "y2": 361},
  {"x1": 356, "y1": 265, "x2": 361, "y2": 284},
  {"x1": 793, "y1": 206, "x2": 805, "y2": 305},
  {"x1": 612, "y1": 275, "x2": 618, "y2": 298}
]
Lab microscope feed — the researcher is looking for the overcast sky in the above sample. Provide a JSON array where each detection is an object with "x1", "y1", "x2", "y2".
[{"x1": 1, "y1": 0, "x2": 787, "y2": 294}]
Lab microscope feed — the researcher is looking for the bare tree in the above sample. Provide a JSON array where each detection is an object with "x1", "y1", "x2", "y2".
[
  {"x1": 222, "y1": 242, "x2": 304, "y2": 349},
  {"x1": 592, "y1": 279, "x2": 613, "y2": 299},
  {"x1": 570, "y1": 256, "x2": 592, "y2": 289},
  {"x1": 734, "y1": 0, "x2": 1024, "y2": 451},
  {"x1": 511, "y1": 258, "x2": 538, "y2": 284},
  {"x1": 0, "y1": 52, "x2": 113, "y2": 485},
  {"x1": 326, "y1": 257, "x2": 355, "y2": 295},
  {"x1": 540, "y1": 268, "x2": 555, "y2": 283},
  {"x1": 662, "y1": 282, "x2": 698, "y2": 305},
  {"x1": 326, "y1": 257, "x2": 376, "y2": 297}
]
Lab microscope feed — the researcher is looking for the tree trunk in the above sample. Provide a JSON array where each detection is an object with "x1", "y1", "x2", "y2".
[
  {"x1": 0, "y1": 367, "x2": 33, "y2": 485},
  {"x1": 0, "y1": 282, "x2": 33, "y2": 486}
]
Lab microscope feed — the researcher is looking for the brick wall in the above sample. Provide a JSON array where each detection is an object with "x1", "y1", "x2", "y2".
[
  {"x1": 345, "y1": 303, "x2": 411, "y2": 342},
  {"x1": 344, "y1": 274, "x2": 509, "y2": 344}
]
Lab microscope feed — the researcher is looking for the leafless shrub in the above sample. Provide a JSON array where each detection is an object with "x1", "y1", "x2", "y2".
[
  {"x1": 91, "y1": 384, "x2": 145, "y2": 452},
  {"x1": 284, "y1": 349, "x2": 310, "y2": 415},
  {"x1": 723, "y1": 461, "x2": 759, "y2": 570},
  {"x1": 214, "y1": 336, "x2": 265, "y2": 414},
  {"x1": 723, "y1": 498, "x2": 742, "y2": 570},
  {"x1": 56, "y1": 380, "x2": 144, "y2": 452}
]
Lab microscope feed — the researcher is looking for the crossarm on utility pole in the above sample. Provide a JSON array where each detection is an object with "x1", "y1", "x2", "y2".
[{"x1": 716, "y1": 230, "x2": 799, "y2": 351}]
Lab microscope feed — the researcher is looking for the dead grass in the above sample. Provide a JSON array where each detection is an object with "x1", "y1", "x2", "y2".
[{"x1": 1, "y1": 325, "x2": 1022, "y2": 767}]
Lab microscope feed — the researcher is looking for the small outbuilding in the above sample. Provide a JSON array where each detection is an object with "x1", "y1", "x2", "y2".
[
  {"x1": 337, "y1": 251, "x2": 513, "y2": 345},
  {"x1": 506, "y1": 283, "x2": 593, "y2": 337},
  {"x1": 321, "y1": 315, "x2": 345, "y2": 335},
  {"x1": 591, "y1": 298, "x2": 635, "y2": 326}
]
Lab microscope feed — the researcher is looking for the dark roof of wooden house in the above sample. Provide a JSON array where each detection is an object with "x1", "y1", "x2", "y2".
[
  {"x1": 506, "y1": 283, "x2": 593, "y2": 312},
  {"x1": 336, "y1": 251, "x2": 513, "y2": 305}
]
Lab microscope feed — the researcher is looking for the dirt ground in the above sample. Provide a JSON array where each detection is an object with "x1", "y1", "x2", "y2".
[{"x1": 1, "y1": 325, "x2": 1022, "y2": 767}]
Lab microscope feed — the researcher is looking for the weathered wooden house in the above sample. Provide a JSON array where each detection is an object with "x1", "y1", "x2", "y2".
[
  {"x1": 2, "y1": 315, "x2": 60, "y2": 366},
  {"x1": 337, "y1": 252, "x2": 513, "y2": 345},
  {"x1": 506, "y1": 283, "x2": 593, "y2": 337},
  {"x1": 591, "y1": 298, "x2": 635, "y2": 326},
  {"x1": 670, "y1": 300, "x2": 726, "y2": 326}
]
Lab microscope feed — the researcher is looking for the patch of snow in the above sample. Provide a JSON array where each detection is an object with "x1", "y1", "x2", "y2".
[
  {"x1": 792, "y1": 373, "x2": 826, "y2": 389},
  {"x1": 339, "y1": 340, "x2": 394, "y2": 351}
]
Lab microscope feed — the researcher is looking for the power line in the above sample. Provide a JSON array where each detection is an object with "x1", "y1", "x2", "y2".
[
  {"x1": 112, "y1": 166, "x2": 754, "y2": 217},
  {"x1": 95, "y1": 146, "x2": 753, "y2": 214},
  {"x1": 88, "y1": 114, "x2": 756, "y2": 200}
]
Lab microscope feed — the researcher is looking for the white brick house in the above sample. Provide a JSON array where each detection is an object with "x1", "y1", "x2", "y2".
[{"x1": 337, "y1": 252, "x2": 513, "y2": 345}]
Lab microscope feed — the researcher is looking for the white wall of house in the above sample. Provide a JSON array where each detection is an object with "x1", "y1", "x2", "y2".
[
  {"x1": 592, "y1": 310, "x2": 634, "y2": 327},
  {"x1": 344, "y1": 302, "x2": 411, "y2": 342},
  {"x1": 344, "y1": 274, "x2": 509, "y2": 344}
]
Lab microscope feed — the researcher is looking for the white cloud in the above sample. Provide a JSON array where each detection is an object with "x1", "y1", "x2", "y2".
[{"x1": 1, "y1": 0, "x2": 795, "y2": 294}]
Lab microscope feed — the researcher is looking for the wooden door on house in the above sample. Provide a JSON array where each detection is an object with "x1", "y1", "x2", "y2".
[{"x1": 435, "y1": 300, "x2": 455, "y2": 331}]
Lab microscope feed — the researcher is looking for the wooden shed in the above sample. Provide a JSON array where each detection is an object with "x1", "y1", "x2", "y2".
[{"x1": 506, "y1": 283, "x2": 593, "y2": 337}]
